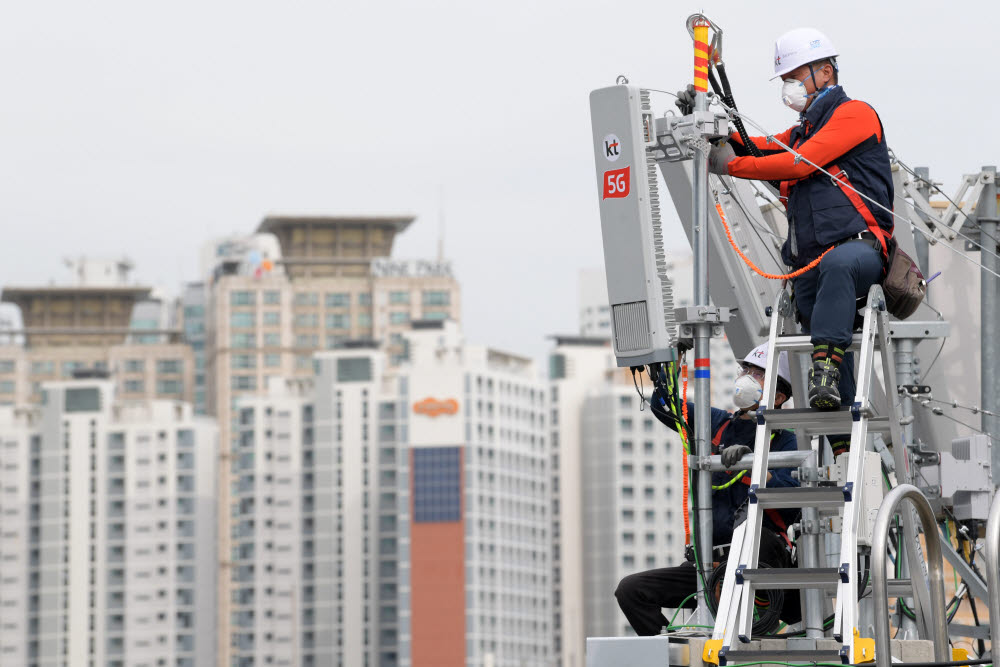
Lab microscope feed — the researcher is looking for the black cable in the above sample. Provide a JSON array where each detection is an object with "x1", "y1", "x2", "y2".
[{"x1": 714, "y1": 62, "x2": 782, "y2": 194}]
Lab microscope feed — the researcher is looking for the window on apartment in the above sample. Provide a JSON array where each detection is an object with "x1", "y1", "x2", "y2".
[
  {"x1": 123, "y1": 380, "x2": 144, "y2": 394},
  {"x1": 0, "y1": 360, "x2": 14, "y2": 373},
  {"x1": 295, "y1": 335, "x2": 318, "y2": 349},
  {"x1": 231, "y1": 334, "x2": 255, "y2": 349},
  {"x1": 422, "y1": 290, "x2": 450, "y2": 306},
  {"x1": 358, "y1": 293, "x2": 372, "y2": 306},
  {"x1": 31, "y1": 361, "x2": 54, "y2": 375},
  {"x1": 232, "y1": 355, "x2": 256, "y2": 370},
  {"x1": 294, "y1": 292, "x2": 318, "y2": 307},
  {"x1": 357, "y1": 313, "x2": 372, "y2": 328},
  {"x1": 231, "y1": 376, "x2": 257, "y2": 391},
  {"x1": 263, "y1": 291, "x2": 281, "y2": 305},
  {"x1": 389, "y1": 291, "x2": 410, "y2": 304},
  {"x1": 325, "y1": 293, "x2": 350, "y2": 308},
  {"x1": 421, "y1": 310, "x2": 448, "y2": 321},
  {"x1": 263, "y1": 312, "x2": 280, "y2": 326},
  {"x1": 264, "y1": 354, "x2": 281, "y2": 368},
  {"x1": 325, "y1": 314, "x2": 349, "y2": 330},
  {"x1": 156, "y1": 380, "x2": 182, "y2": 395},
  {"x1": 262, "y1": 333, "x2": 280, "y2": 347},
  {"x1": 123, "y1": 359, "x2": 145, "y2": 373},
  {"x1": 156, "y1": 359, "x2": 182, "y2": 375},
  {"x1": 230, "y1": 312, "x2": 255, "y2": 329},
  {"x1": 294, "y1": 313, "x2": 319, "y2": 328},
  {"x1": 389, "y1": 312, "x2": 409, "y2": 325},
  {"x1": 231, "y1": 291, "x2": 255, "y2": 306}
]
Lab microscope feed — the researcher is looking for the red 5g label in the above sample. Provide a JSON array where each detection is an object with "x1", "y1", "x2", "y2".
[{"x1": 603, "y1": 167, "x2": 630, "y2": 199}]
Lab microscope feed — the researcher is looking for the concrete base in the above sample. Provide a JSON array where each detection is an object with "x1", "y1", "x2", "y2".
[{"x1": 586, "y1": 635, "x2": 935, "y2": 667}]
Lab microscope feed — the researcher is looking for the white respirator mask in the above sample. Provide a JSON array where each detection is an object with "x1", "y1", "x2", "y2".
[
  {"x1": 732, "y1": 374, "x2": 764, "y2": 410},
  {"x1": 781, "y1": 78, "x2": 812, "y2": 112}
]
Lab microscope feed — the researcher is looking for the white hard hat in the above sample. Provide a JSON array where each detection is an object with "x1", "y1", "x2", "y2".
[
  {"x1": 743, "y1": 343, "x2": 792, "y2": 391},
  {"x1": 771, "y1": 27, "x2": 839, "y2": 80}
]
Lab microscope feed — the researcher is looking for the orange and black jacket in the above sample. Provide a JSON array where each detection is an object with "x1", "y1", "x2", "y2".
[{"x1": 726, "y1": 86, "x2": 894, "y2": 268}]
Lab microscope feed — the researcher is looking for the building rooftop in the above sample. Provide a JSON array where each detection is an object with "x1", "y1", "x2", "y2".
[
  {"x1": 2, "y1": 285, "x2": 156, "y2": 347},
  {"x1": 257, "y1": 215, "x2": 416, "y2": 279}
]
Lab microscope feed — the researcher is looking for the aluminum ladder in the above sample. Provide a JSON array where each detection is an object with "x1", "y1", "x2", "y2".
[{"x1": 703, "y1": 284, "x2": 907, "y2": 666}]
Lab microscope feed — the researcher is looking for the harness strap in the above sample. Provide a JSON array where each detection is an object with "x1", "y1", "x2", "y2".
[{"x1": 828, "y1": 164, "x2": 891, "y2": 258}]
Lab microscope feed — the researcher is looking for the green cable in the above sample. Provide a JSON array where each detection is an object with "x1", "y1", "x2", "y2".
[
  {"x1": 665, "y1": 591, "x2": 699, "y2": 629},
  {"x1": 712, "y1": 471, "x2": 746, "y2": 490}
]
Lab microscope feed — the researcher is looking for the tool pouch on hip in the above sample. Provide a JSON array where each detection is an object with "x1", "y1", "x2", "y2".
[{"x1": 881, "y1": 237, "x2": 926, "y2": 319}]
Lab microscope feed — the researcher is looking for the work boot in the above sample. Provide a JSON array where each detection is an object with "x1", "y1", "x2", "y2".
[{"x1": 808, "y1": 343, "x2": 845, "y2": 410}]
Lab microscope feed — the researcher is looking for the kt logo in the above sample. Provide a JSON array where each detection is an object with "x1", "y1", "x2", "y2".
[{"x1": 603, "y1": 133, "x2": 621, "y2": 162}]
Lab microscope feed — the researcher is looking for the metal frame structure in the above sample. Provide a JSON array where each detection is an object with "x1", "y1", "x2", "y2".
[{"x1": 588, "y1": 12, "x2": 1000, "y2": 665}]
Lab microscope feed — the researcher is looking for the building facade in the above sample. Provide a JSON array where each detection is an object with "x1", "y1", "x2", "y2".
[
  {"x1": 229, "y1": 321, "x2": 552, "y2": 667},
  {"x1": 0, "y1": 259, "x2": 196, "y2": 408},
  {"x1": 0, "y1": 379, "x2": 217, "y2": 667},
  {"x1": 580, "y1": 385, "x2": 686, "y2": 638},
  {"x1": 200, "y1": 216, "x2": 462, "y2": 664}
]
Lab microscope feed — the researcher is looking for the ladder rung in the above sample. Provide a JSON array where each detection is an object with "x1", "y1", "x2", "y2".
[
  {"x1": 736, "y1": 567, "x2": 841, "y2": 589},
  {"x1": 751, "y1": 485, "x2": 848, "y2": 509},
  {"x1": 761, "y1": 406, "x2": 892, "y2": 434},
  {"x1": 719, "y1": 648, "x2": 844, "y2": 664},
  {"x1": 773, "y1": 333, "x2": 870, "y2": 353}
]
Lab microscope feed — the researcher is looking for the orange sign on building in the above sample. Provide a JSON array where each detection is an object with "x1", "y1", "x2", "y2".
[{"x1": 412, "y1": 397, "x2": 459, "y2": 417}]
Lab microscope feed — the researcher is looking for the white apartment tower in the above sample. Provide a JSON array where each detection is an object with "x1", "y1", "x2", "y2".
[
  {"x1": 547, "y1": 336, "x2": 617, "y2": 667},
  {"x1": 230, "y1": 320, "x2": 552, "y2": 667},
  {"x1": 0, "y1": 378, "x2": 217, "y2": 667},
  {"x1": 580, "y1": 385, "x2": 686, "y2": 638}
]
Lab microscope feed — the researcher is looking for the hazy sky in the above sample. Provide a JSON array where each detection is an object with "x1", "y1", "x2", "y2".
[{"x1": 2, "y1": 1, "x2": 997, "y2": 365}]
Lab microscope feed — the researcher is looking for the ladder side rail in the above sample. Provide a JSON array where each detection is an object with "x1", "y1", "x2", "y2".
[
  {"x1": 711, "y1": 521, "x2": 749, "y2": 647},
  {"x1": 832, "y1": 286, "x2": 880, "y2": 646},
  {"x1": 986, "y1": 491, "x2": 1000, "y2": 657},
  {"x1": 876, "y1": 298, "x2": 933, "y2": 636},
  {"x1": 711, "y1": 291, "x2": 791, "y2": 649},
  {"x1": 872, "y1": 485, "x2": 950, "y2": 667},
  {"x1": 733, "y1": 289, "x2": 787, "y2": 643}
]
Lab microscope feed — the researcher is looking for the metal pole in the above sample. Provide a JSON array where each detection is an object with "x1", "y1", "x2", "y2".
[
  {"x1": 913, "y1": 167, "x2": 932, "y2": 298},
  {"x1": 872, "y1": 485, "x2": 949, "y2": 667},
  {"x1": 691, "y1": 17, "x2": 714, "y2": 625},
  {"x1": 893, "y1": 338, "x2": 919, "y2": 637},
  {"x1": 979, "y1": 166, "x2": 1000, "y2": 478},
  {"x1": 986, "y1": 490, "x2": 1000, "y2": 655}
]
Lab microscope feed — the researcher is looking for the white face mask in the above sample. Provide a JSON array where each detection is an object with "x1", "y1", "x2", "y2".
[
  {"x1": 781, "y1": 78, "x2": 811, "y2": 112},
  {"x1": 733, "y1": 374, "x2": 763, "y2": 410}
]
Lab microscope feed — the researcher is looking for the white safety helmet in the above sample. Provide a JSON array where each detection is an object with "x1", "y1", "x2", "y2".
[
  {"x1": 771, "y1": 27, "x2": 839, "y2": 80},
  {"x1": 742, "y1": 343, "x2": 792, "y2": 393}
]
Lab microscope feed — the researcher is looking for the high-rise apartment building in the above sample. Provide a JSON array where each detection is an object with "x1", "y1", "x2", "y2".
[
  {"x1": 547, "y1": 336, "x2": 617, "y2": 667},
  {"x1": 580, "y1": 385, "x2": 686, "y2": 638},
  {"x1": 229, "y1": 320, "x2": 551, "y2": 667},
  {"x1": 0, "y1": 258, "x2": 195, "y2": 407},
  {"x1": 201, "y1": 216, "x2": 462, "y2": 663},
  {"x1": 0, "y1": 377, "x2": 217, "y2": 667}
]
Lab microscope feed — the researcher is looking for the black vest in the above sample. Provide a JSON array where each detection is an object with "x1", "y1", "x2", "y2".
[{"x1": 781, "y1": 86, "x2": 894, "y2": 268}]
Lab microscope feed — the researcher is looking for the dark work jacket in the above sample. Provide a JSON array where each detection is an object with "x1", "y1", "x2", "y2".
[
  {"x1": 781, "y1": 86, "x2": 894, "y2": 267},
  {"x1": 650, "y1": 390, "x2": 799, "y2": 546}
]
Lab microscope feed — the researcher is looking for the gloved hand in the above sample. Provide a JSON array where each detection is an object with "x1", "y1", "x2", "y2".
[
  {"x1": 721, "y1": 444, "x2": 752, "y2": 468},
  {"x1": 708, "y1": 142, "x2": 736, "y2": 175},
  {"x1": 675, "y1": 83, "x2": 696, "y2": 114}
]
